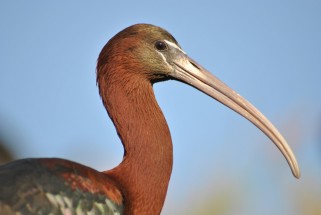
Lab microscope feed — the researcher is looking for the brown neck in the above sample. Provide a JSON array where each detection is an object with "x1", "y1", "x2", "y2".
[{"x1": 99, "y1": 70, "x2": 173, "y2": 215}]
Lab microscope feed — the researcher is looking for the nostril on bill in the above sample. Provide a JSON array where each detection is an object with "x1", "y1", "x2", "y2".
[{"x1": 190, "y1": 60, "x2": 201, "y2": 70}]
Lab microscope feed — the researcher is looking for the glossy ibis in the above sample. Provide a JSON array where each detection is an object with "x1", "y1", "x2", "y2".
[{"x1": 0, "y1": 24, "x2": 300, "y2": 215}]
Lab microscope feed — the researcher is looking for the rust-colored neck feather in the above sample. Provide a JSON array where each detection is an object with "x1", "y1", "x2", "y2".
[{"x1": 97, "y1": 42, "x2": 173, "y2": 214}]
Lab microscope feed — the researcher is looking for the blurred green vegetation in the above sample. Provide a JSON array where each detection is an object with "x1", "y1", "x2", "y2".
[{"x1": 175, "y1": 112, "x2": 321, "y2": 215}]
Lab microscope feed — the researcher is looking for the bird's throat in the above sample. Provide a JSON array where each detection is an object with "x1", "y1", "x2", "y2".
[{"x1": 100, "y1": 74, "x2": 173, "y2": 215}]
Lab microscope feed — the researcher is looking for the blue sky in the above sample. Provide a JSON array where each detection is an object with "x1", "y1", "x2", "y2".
[{"x1": 1, "y1": 1, "x2": 321, "y2": 214}]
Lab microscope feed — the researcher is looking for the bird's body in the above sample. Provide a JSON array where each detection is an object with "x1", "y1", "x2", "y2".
[
  {"x1": 0, "y1": 24, "x2": 300, "y2": 215},
  {"x1": 0, "y1": 158, "x2": 123, "y2": 215}
]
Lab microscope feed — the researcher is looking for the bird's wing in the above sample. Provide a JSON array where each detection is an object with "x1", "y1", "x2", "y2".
[{"x1": 0, "y1": 158, "x2": 124, "y2": 215}]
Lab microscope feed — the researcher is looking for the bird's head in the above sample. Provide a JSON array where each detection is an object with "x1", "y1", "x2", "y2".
[{"x1": 97, "y1": 24, "x2": 300, "y2": 179}]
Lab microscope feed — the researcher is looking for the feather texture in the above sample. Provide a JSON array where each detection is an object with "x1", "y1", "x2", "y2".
[{"x1": 0, "y1": 158, "x2": 123, "y2": 215}]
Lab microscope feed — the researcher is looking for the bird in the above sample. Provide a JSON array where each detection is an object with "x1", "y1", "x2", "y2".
[{"x1": 0, "y1": 24, "x2": 300, "y2": 215}]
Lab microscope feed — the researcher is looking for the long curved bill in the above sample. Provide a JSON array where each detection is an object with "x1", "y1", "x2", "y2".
[{"x1": 169, "y1": 49, "x2": 300, "y2": 179}]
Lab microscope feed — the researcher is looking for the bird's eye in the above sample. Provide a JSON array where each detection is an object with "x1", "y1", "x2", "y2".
[{"x1": 154, "y1": 41, "x2": 167, "y2": 51}]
